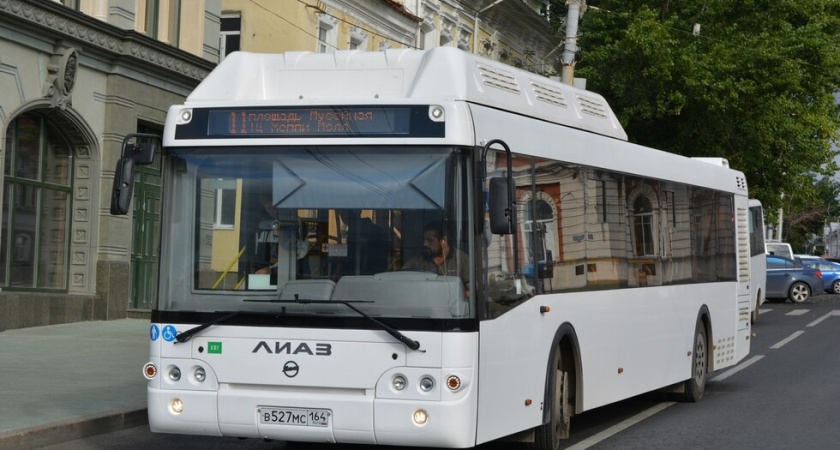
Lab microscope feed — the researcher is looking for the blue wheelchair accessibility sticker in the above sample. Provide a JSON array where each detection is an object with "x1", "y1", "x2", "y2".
[
  {"x1": 150, "y1": 324, "x2": 160, "y2": 341},
  {"x1": 162, "y1": 325, "x2": 178, "y2": 342}
]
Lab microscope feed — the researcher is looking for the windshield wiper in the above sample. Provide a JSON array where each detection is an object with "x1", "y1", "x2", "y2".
[
  {"x1": 175, "y1": 307, "x2": 318, "y2": 343},
  {"x1": 246, "y1": 296, "x2": 422, "y2": 351},
  {"x1": 174, "y1": 311, "x2": 243, "y2": 344}
]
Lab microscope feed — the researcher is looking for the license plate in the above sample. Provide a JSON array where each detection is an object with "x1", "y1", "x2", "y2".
[{"x1": 258, "y1": 407, "x2": 330, "y2": 427}]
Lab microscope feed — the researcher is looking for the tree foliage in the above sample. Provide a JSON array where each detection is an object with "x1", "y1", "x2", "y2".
[{"x1": 559, "y1": 0, "x2": 840, "y2": 237}]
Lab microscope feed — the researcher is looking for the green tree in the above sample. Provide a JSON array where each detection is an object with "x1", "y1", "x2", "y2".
[
  {"x1": 563, "y1": 0, "x2": 840, "y2": 221},
  {"x1": 785, "y1": 174, "x2": 840, "y2": 253}
]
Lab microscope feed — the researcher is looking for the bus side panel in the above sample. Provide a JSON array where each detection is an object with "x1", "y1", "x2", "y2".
[{"x1": 476, "y1": 283, "x2": 739, "y2": 444}]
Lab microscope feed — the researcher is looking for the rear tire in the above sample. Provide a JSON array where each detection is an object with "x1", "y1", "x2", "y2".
[
  {"x1": 751, "y1": 292, "x2": 761, "y2": 323},
  {"x1": 831, "y1": 280, "x2": 840, "y2": 294},
  {"x1": 681, "y1": 321, "x2": 707, "y2": 402},
  {"x1": 788, "y1": 282, "x2": 810, "y2": 304},
  {"x1": 533, "y1": 349, "x2": 572, "y2": 450}
]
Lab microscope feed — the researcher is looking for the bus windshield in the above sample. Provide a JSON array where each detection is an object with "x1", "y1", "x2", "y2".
[{"x1": 158, "y1": 146, "x2": 474, "y2": 320}]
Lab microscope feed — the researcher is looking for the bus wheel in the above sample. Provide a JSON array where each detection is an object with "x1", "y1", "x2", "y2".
[
  {"x1": 751, "y1": 293, "x2": 760, "y2": 323},
  {"x1": 534, "y1": 349, "x2": 572, "y2": 450},
  {"x1": 681, "y1": 322, "x2": 707, "y2": 402}
]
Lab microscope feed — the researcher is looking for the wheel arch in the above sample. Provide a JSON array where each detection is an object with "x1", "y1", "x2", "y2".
[{"x1": 541, "y1": 322, "x2": 582, "y2": 424}]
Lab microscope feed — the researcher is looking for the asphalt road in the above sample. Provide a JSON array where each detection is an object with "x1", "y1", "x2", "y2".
[{"x1": 45, "y1": 293, "x2": 840, "y2": 450}]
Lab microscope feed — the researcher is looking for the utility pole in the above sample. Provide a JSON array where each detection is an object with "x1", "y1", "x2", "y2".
[{"x1": 561, "y1": 0, "x2": 586, "y2": 85}]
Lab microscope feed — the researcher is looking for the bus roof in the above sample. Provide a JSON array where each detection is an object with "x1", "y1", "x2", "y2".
[{"x1": 185, "y1": 48, "x2": 628, "y2": 141}]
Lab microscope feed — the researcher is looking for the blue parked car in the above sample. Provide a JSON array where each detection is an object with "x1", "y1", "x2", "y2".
[
  {"x1": 801, "y1": 259, "x2": 840, "y2": 294},
  {"x1": 766, "y1": 255, "x2": 824, "y2": 303}
]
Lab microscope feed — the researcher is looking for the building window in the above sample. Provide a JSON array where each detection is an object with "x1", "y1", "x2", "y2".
[
  {"x1": 58, "y1": 0, "x2": 80, "y2": 10},
  {"x1": 167, "y1": 0, "x2": 181, "y2": 47},
  {"x1": 317, "y1": 16, "x2": 338, "y2": 53},
  {"x1": 143, "y1": 0, "x2": 159, "y2": 38},
  {"x1": 214, "y1": 181, "x2": 237, "y2": 229},
  {"x1": 419, "y1": 21, "x2": 435, "y2": 50},
  {"x1": 632, "y1": 195, "x2": 655, "y2": 256},
  {"x1": 1, "y1": 112, "x2": 73, "y2": 290},
  {"x1": 349, "y1": 27, "x2": 367, "y2": 50},
  {"x1": 220, "y1": 14, "x2": 241, "y2": 60}
]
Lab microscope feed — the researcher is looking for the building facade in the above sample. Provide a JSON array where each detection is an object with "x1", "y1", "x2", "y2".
[
  {"x1": 219, "y1": 0, "x2": 561, "y2": 75},
  {"x1": 0, "y1": 0, "x2": 219, "y2": 330},
  {"x1": 1, "y1": 0, "x2": 562, "y2": 331}
]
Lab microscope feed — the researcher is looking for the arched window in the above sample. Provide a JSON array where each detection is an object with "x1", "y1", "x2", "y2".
[
  {"x1": 632, "y1": 195, "x2": 655, "y2": 256},
  {"x1": 1, "y1": 112, "x2": 73, "y2": 289}
]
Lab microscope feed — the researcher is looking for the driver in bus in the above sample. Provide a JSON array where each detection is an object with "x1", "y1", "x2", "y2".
[{"x1": 402, "y1": 221, "x2": 470, "y2": 296}]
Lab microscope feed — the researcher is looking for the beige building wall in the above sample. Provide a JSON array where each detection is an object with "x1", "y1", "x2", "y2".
[{"x1": 0, "y1": 0, "x2": 218, "y2": 330}]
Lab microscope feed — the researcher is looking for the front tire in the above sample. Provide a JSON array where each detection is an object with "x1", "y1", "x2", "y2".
[
  {"x1": 788, "y1": 282, "x2": 810, "y2": 303},
  {"x1": 533, "y1": 349, "x2": 572, "y2": 450},
  {"x1": 680, "y1": 321, "x2": 707, "y2": 402}
]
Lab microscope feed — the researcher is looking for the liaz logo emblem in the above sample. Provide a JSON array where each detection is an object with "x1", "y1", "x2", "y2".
[
  {"x1": 252, "y1": 341, "x2": 332, "y2": 356},
  {"x1": 283, "y1": 361, "x2": 299, "y2": 378},
  {"x1": 208, "y1": 342, "x2": 222, "y2": 354}
]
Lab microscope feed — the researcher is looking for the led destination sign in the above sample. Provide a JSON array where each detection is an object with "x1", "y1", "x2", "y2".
[{"x1": 175, "y1": 106, "x2": 445, "y2": 139}]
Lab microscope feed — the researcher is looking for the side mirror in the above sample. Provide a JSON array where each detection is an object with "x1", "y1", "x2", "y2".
[
  {"x1": 109, "y1": 133, "x2": 161, "y2": 216},
  {"x1": 110, "y1": 157, "x2": 136, "y2": 215},
  {"x1": 488, "y1": 177, "x2": 511, "y2": 234}
]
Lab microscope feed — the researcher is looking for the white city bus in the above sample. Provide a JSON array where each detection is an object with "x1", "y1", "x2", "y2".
[
  {"x1": 748, "y1": 199, "x2": 767, "y2": 322},
  {"x1": 123, "y1": 48, "x2": 753, "y2": 448}
]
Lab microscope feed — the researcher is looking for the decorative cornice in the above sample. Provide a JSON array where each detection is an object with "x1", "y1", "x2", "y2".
[{"x1": 0, "y1": 0, "x2": 214, "y2": 84}]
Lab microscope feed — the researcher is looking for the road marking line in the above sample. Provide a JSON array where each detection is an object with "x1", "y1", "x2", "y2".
[
  {"x1": 807, "y1": 310, "x2": 840, "y2": 327},
  {"x1": 565, "y1": 402, "x2": 676, "y2": 450},
  {"x1": 759, "y1": 308, "x2": 772, "y2": 314},
  {"x1": 709, "y1": 354, "x2": 764, "y2": 383},
  {"x1": 770, "y1": 330, "x2": 804, "y2": 349},
  {"x1": 786, "y1": 309, "x2": 809, "y2": 316}
]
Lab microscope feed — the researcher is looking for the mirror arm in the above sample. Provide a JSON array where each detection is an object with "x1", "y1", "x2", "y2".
[{"x1": 481, "y1": 139, "x2": 520, "y2": 279}]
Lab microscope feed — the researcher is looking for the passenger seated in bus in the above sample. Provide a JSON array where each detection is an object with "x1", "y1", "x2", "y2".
[
  {"x1": 337, "y1": 209, "x2": 389, "y2": 276},
  {"x1": 402, "y1": 221, "x2": 470, "y2": 295}
]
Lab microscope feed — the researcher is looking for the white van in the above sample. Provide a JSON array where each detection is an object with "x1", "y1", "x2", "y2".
[{"x1": 765, "y1": 241, "x2": 793, "y2": 259}]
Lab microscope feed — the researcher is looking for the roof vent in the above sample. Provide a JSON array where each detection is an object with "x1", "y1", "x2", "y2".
[
  {"x1": 576, "y1": 94, "x2": 608, "y2": 119},
  {"x1": 531, "y1": 81, "x2": 568, "y2": 108},
  {"x1": 477, "y1": 63, "x2": 520, "y2": 94}
]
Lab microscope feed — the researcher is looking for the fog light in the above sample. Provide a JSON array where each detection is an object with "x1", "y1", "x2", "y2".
[
  {"x1": 169, "y1": 366, "x2": 181, "y2": 381},
  {"x1": 170, "y1": 398, "x2": 184, "y2": 415},
  {"x1": 419, "y1": 376, "x2": 435, "y2": 392},
  {"x1": 194, "y1": 367, "x2": 206, "y2": 383},
  {"x1": 142, "y1": 363, "x2": 157, "y2": 380},
  {"x1": 446, "y1": 375, "x2": 461, "y2": 391},
  {"x1": 392, "y1": 375, "x2": 407, "y2": 391},
  {"x1": 412, "y1": 408, "x2": 429, "y2": 426}
]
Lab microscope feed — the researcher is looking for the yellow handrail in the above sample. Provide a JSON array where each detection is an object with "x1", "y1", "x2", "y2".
[{"x1": 212, "y1": 245, "x2": 247, "y2": 289}]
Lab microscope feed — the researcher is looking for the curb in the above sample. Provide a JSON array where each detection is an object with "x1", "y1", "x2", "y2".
[{"x1": 0, "y1": 408, "x2": 147, "y2": 449}]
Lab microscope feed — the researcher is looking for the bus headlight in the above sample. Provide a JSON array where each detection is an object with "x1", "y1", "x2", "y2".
[
  {"x1": 168, "y1": 366, "x2": 182, "y2": 381},
  {"x1": 419, "y1": 376, "x2": 435, "y2": 392},
  {"x1": 392, "y1": 375, "x2": 407, "y2": 391},
  {"x1": 193, "y1": 367, "x2": 206, "y2": 383}
]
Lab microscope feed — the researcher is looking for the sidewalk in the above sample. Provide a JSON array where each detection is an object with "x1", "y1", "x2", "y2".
[{"x1": 0, "y1": 319, "x2": 150, "y2": 449}]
